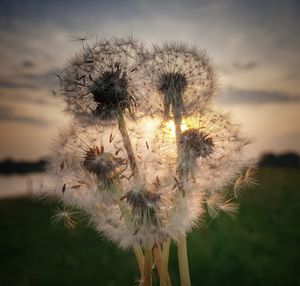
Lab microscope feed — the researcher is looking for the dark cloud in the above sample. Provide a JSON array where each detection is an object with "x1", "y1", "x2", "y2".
[
  {"x1": 21, "y1": 70, "x2": 60, "y2": 88},
  {"x1": 0, "y1": 68, "x2": 60, "y2": 90},
  {"x1": 0, "y1": 105, "x2": 49, "y2": 126},
  {"x1": 218, "y1": 61, "x2": 258, "y2": 75},
  {"x1": 22, "y1": 60, "x2": 35, "y2": 68},
  {"x1": 0, "y1": 91, "x2": 57, "y2": 106},
  {"x1": 0, "y1": 80, "x2": 38, "y2": 89},
  {"x1": 0, "y1": 67, "x2": 62, "y2": 106},
  {"x1": 232, "y1": 61, "x2": 258, "y2": 71},
  {"x1": 218, "y1": 88, "x2": 300, "y2": 104}
]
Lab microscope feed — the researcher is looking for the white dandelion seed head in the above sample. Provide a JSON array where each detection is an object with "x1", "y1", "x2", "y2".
[
  {"x1": 59, "y1": 37, "x2": 149, "y2": 123},
  {"x1": 165, "y1": 182, "x2": 204, "y2": 239},
  {"x1": 140, "y1": 42, "x2": 217, "y2": 118},
  {"x1": 45, "y1": 119, "x2": 183, "y2": 248},
  {"x1": 151, "y1": 106, "x2": 252, "y2": 193}
]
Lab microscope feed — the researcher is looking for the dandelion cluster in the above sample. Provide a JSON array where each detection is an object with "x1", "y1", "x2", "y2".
[{"x1": 44, "y1": 37, "x2": 254, "y2": 286}]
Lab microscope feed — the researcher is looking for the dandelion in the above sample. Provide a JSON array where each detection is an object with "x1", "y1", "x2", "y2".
[
  {"x1": 140, "y1": 42, "x2": 217, "y2": 119},
  {"x1": 60, "y1": 37, "x2": 148, "y2": 122},
  {"x1": 153, "y1": 107, "x2": 252, "y2": 192}
]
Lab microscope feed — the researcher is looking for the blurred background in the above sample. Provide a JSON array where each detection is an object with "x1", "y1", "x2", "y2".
[{"x1": 0, "y1": 0, "x2": 299, "y2": 285}]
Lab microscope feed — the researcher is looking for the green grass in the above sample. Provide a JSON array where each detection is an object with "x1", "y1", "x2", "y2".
[{"x1": 0, "y1": 168, "x2": 299, "y2": 286}]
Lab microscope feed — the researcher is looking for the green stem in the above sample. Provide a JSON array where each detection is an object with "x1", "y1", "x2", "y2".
[
  {"x1": 177, "y1": 233, "x2": 191, "y2": 286},
  {"x1": 143, "y1": 248, "x2": 153, "y2": 286}
]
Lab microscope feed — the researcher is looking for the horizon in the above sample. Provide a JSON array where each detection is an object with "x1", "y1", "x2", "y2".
[{"x1": 0, "y1": 0, "x2": 300, "y2": 160}]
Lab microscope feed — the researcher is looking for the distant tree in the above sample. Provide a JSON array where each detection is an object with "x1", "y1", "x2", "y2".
[
  {"x1": 0, "y1": 158, "x2": 47, "y2": 175},
  {"x1": 259, "y1": 152, "x2": 299, "y2": 168},
  {"x1": 259, "y1": 153, "x2": 278, "y2": 167},
  {"x1": 277, "y1": 153, "x2": 300, "y2": 167}
]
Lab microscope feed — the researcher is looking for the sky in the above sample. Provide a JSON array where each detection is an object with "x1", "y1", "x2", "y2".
[{"x1": 0, "y1": 0, "x2": 299, "y2": 160}]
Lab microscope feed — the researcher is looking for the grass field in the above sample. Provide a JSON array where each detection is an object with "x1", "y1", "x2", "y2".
[{"x1": 0, "y1": 168, "x2": 299, "y2": 286}]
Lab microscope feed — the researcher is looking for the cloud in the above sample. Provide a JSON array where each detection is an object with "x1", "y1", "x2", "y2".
[
  {"x1": 232, "y1": 61, "x2": 258, "y2": 71},
  {"x1": 0, "y1": 91, "x2": 58, "y2": 106},
  {"x1": 22, "y1": 60, "x2": 35, "y2": 68},
  {"x1": 218, "y1": 88, "x2": 300, "y2": 104},
  {"x1": 0, "y1": 80, "x2": 38, "y2": 89},
  {"x1": 0, "y1": 105, "x2": 50, "y2": 126},
  {"x1": 0, "y1": 68, "x2": 60, "y2": 90}
]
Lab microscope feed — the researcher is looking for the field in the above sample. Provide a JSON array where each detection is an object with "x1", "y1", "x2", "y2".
[{"x1": 0, "y1": 168, "x2": 299, "y2": 286}]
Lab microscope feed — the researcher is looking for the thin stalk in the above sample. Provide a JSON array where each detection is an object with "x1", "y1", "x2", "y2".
[
  {"x1": 153, "y1": 245, "x2": 172, "y2": 286},
  {"x1": 119, "y1": 199, "x2": 145, "y2": 276},
  {"x1": 134, "y1": 245, "x2": 145, "y2": 279},
  {"x1": 153, "y1": 247, "x2": 162, "y2": 276},
  {"x1": 117, "y1": 112, "x2": 139, "y2": 176},
  {"x1": 111, "y1": 180, "x2": 145, "y2": 279},
  {"x1": 160, "y1": 239, "x2": 172, "y2": 286},
  {"x1": 172, "y1": 107, "x2": 191, "y2": 286},
  {"x1": 143, "y1": 248, "x2": 153, "y2": 286},
  {"x1": 173, "y1": 109, "x2": 183, "y2": 153},
  {"x1": 117, "y1": 112, "x2": 170, "y2": 283},
  {"x1": 116, "y1": 113, "x2": 145, "y2": 277},
  {"x1": 177, "y1": 233, "x2": 191, "y2": 286}
]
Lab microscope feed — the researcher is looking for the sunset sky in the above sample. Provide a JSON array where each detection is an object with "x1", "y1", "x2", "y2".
[{"x1": 0, "y1": 0, "x2": 299, "y2": 160}]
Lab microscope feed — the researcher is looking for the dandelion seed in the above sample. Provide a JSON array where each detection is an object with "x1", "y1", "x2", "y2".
[
  {"x1": 122, "y1": 187, "x2": 161, "y2": 228},
  {"x1": 52, "y1": 207, "x2": 78, "y2": 229},
  {"x1": 220, "y1": 200, "x2": 239, "y2": 217},
  {"x1": 83, "y1": 145, "x2": 127, "y2": 181},
  {"x1": 180, "y1": 128, "x2": 214, "y2": 159}
]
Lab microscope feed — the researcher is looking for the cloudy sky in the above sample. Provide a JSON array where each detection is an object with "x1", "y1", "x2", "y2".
[{"x1": 0, "y1": 0, "x2": 299, "y2": 160}]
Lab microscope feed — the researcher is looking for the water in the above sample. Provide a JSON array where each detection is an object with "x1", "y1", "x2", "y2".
[{"x1": 0, "y1": 173, "x2": 45, "y2": 198}]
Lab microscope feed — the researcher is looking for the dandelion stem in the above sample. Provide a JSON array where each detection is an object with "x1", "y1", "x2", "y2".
[
  {"x1": 153, "y1": 247, "x2": 162, "y2": 276},
  {"x1": 112, "y1": 180, "x2": 145, "y2": 280},
  {"x1": 172, "y1": 107, "x2": 191, "y2": 286},
  {"x1": 173, "y1": 108, "x2": 183, "y2": 152},
  {"x1": 160, "y1": 239, "x2": 172, "y2": 286},
  {"x1": 143, "y1": 248, "x2": 153, "y2": 286},
  {"x1": 153, "y1": 244, "x2": 172, "y2": 286},
  {"x1": 134, "y1": 245, "x2": 145, "y2": 279},
  {"x1": 117, "y1": 112, "x2": 139, "y2": 176},
  {"x1": 177, "y1": 233, "x2": 191, "y2": 286}
]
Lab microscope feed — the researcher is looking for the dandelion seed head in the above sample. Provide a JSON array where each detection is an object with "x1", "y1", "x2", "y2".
[
  {"x1": 89, "y1": 64, "x2": 130, "y2": 120},
  {"x1": 122, "y1": 186, "x2": 164, "y2": 238},
  {"x1": 83, "y1": 145, "x2": 126, "y2": 181},
  {"x1": 152, "y1": 106, "x2": 252, "y2": 190},
  {"x1": 166, "y1": 185, "x2": 204, "y2": 238},
  {"x1": 180, "y1": 128, "x2": 214, "y2": 159},
  {"x1": 141, "y1": 42, "x2": 217, "y2": 117},
  {"x1": 60, "y1": 37, "x2": 148, "y2": 123}
]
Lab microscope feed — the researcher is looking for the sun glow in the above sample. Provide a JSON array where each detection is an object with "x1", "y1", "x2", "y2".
[
  {"x1": 164, "y1": 120, "x2": 189, "y2": 139},
  {"x1": 166, "y1": 120, "x2": 188, "y2": 133}
]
